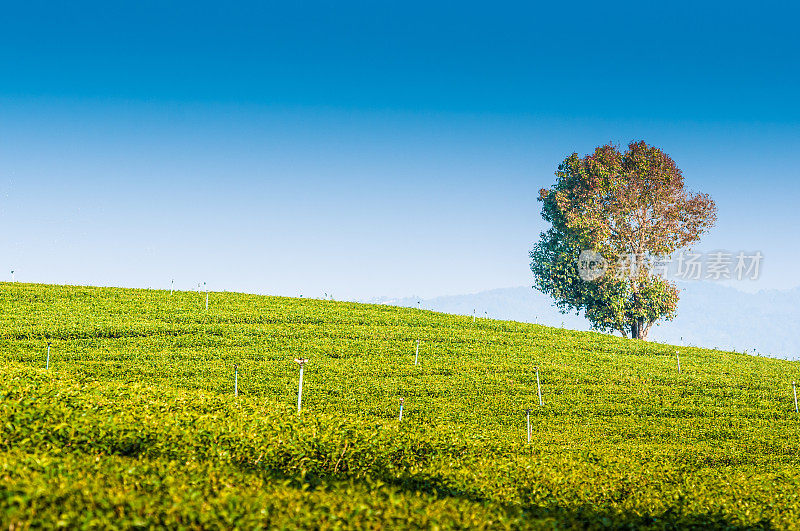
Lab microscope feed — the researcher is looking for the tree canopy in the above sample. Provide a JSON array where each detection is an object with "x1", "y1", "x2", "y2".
[{"x1": 530, "y1": 141, "x2": 717, "y2": 339}]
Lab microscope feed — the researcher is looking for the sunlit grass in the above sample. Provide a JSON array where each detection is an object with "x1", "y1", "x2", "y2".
[{"x1": 1, "y1": 282, "x2": 798, "y2": 528}]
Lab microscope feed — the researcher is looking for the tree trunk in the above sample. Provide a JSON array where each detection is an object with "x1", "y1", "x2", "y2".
[
  {"x1": 630, "y1": 317, "x2": 647, "y2": 340},
  {"x1": 642, "y1": 320, "x2": 653, "y2": 340}
]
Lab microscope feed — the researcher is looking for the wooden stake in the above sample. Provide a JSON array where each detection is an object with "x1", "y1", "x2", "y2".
[
  {"x1": 295, "y1": 359, "x2": 308, "y2": 414},
  {"x1": 535, "y1": 366, "x2": 543, "y2": 406},
  {"x1": 526, "y1": 408, "x2": 531, "y2": 444}
]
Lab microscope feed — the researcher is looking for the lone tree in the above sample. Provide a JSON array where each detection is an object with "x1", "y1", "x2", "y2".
[{"x1": 530, "y1": 141, "x2": 717, "y2": 339}]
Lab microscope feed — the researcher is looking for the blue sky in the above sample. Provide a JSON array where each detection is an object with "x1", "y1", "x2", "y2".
[{"x1": 1, "y1": 1, "x2": 798, "y2": 299}]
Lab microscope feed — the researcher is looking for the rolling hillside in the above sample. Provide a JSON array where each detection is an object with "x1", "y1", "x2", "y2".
[{"x1": 1, "y1": 283, "x2": 799, "y2": 529}]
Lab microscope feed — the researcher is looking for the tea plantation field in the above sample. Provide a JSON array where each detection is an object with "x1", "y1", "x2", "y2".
[{"x1": 1, "y1": 282, "x2": 799, "y2": 529}]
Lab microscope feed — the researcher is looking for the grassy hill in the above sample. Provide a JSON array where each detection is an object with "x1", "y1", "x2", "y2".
[{"x1": 1, "y1": 283, "x2": 798, "y2": 529}]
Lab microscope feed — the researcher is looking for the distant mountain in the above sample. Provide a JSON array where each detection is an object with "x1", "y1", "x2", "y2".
[{"x1": 365, "y1": 283, "x2": 800, "y2": 360}]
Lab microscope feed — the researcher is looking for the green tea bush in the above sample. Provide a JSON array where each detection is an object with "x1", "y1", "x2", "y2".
[{"x1": 1, "y1": 282, "x2": 798, "y2": 528}]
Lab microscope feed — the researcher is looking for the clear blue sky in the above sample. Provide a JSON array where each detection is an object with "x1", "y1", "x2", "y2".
[{"x1": 1, "y1": 1, "x2": 798, "y2": 299}]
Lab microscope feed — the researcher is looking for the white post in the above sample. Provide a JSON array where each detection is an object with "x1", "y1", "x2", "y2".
[
  {"x1": 297, "y1": 365, "x2": 304, "y2": 412},
  {"x1": 794, "y1": 382, "x2": 798, "y2": 414},
  {"x1": 234, "y1": 365, "x2": 238, "y2": 397},
  {"x1": 46, "y1": 342, "x2": 51, "y2": 370},
  {"x1": 295, "y1": 359, "x2": 308, "y2": 414},
  {"x1": 10, "y1": 270, "x2": 14, "y2": 282},
  {"x1": 472, "y1": 309, "x2": 475, "y2": 323},
  {"x1": 535, "y1": 366, "x2": 543, "y2": 406},
  {"x1": 205, "y1": 282, "x2": 208, "y2": 310},
  {"x1": 399, "y1": 398, "x2": 404, "y2": 421},
  {"x1": 170, "y1": 279, "x2": 174, "y2": 296},
  {"x1": 676, "y1": 351, "x2": 681, "y2": 373},
  {"x1": 526, "y1": 408, "x2": 531, "y2": 444},
  {"x1": 414, "y1": 340, "x2": 420, "y2": 366}
]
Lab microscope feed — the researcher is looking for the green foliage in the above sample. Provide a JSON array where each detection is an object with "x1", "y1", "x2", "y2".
[
  {"x1": 531, "y1": 141, "x2": 716, "y2": 339},
  {"x1": 1, "y1": 282, "x2": 798, "y2": 529}
]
